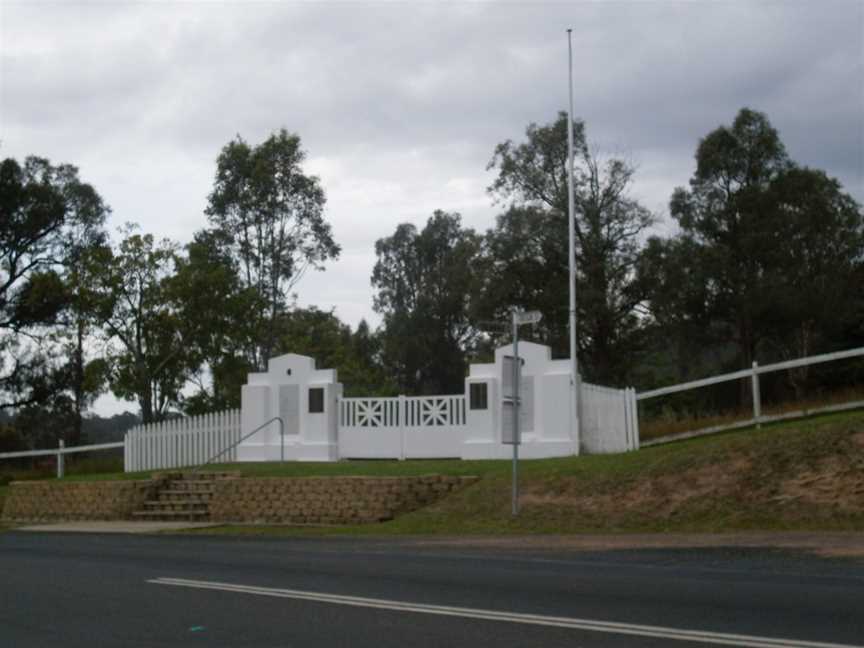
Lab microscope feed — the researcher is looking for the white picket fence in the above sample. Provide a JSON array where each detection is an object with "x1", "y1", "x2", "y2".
[
  {"x1": 124, "y1": 409, "x2": 241, "y2": 472},
  {"x1": 580, "y1": 383, "x2": 640, "y2": 453},
  {"x1": 338, "y1": 395, "x2": 468, "y2": 459}
]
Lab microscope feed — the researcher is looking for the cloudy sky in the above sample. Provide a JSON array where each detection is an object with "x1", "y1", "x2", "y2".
[{"x1": 2, "y1": 0, "x2": 862, "y2": 328}]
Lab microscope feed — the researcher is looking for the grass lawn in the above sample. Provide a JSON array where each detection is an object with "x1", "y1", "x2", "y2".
[
  {"x1": 4, "y1": 409, "x2": 863, "y2": 537},
  {"x1": 185, "y1": 409, "x2": 864, "y2": 537}
]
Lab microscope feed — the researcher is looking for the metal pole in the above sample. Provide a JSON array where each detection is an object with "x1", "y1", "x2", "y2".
[
  {"x1": 280, "y1": 417, "x2": 285, "y2": 462},
  {"x1": 566, "y1": 28, "x2": 580, "y2": 453},
  {"x1": 512, "y1": 309, "x2": 520, "y2": 516}
]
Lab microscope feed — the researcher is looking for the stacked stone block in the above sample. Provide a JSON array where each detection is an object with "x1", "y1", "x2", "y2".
[
  {"x1": 209, "y1": 475, "x2": 479, "y2": 524},
  {"x1": 1, "y1": 474, "x2": 478, "y2": 525},
  {"x1": 1, "y1": 480, "x2": 155, "y2": 522}
]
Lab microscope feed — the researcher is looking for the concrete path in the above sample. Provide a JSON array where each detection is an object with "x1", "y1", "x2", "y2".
[{"x1": 14, "y1": 521, "x2": 221, "y2": 533}]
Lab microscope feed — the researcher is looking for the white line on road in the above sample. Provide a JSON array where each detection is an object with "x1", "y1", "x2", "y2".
[{"x1": 148, "y1": 576, "x2": 862, "y2": 648}]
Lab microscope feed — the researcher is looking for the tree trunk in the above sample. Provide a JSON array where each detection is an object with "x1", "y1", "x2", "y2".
[{"x1": 71, "y1": 320, "x2": 85, "y2": 446}]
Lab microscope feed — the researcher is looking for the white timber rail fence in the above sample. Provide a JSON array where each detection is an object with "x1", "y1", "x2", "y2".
[
  {"x1": 124, "y1": 409, "x2": 241, "y2": 473},
  {"x1": 338, "y1": 394, "x2": 467, "y2": 459},
  {"x1": 638, "y1": 346, "x2": 864, "y2": 447},
  {"x1": 0, "y1": 441, "x2": 124, "y2": 479}
]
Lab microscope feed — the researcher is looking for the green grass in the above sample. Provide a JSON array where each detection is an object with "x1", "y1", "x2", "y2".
[
  {"x1": 6, "y1": 409, "x2": 864, "y2": 537},
  {"x1": 187, "y1": 409, "x2": 864, "y2": 537}
]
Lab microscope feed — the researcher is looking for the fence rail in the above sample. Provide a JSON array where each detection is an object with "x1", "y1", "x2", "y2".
[
  {"x1": 638, "y1": 345, "x2": 864, "y2": 445},
  {"x1": 0, "y1": 441, "x2": 124, "y2": 478},
  {"x1": 124, "y1": 409, "x2": 241, "y2": 472},
  {"x1": 638, "y1": 347, "x2": 864, "y2": 401}
]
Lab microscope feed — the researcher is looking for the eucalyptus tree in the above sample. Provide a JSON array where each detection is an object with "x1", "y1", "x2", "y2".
[
  {"x1": 169, "y1": 229, "x2": 264, "y2": 414},
  {"x1": 487, "y1": 112, "x2": 654, "y2": 384},
  {"x1": 0, "y1": 155, "x2": 108, "y2": 416},
  {"x1": 89, "y1": 228, "x2": 194, "y2": 424},
  {"x1": 204, "y1": 129, "x2": 340, "y2": 370},
  {"x1": 665, "y1": 108, "x2": 863, "y2": 370},
  {"x1": 372, "y1": 211, "x2": 484, "y2": 394}
]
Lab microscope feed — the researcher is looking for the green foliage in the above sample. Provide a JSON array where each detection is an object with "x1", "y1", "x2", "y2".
[
  {"x1": 643, "y1": 108, "x2": 864, "y2": 401},
  {"x1": 372, "y1": 211, "x2": 484, "y2": 394},
  {"x1": 0, "y1": 155, "x2": 108, "y2": 411},
  {"x1": 169, "y1": 230, "x2": 262, "y2": 413},
  {"x1": 204, "y1": 129, "x2": 340, "y2": 370},
  {"x1": 89, "y1": 227, "x2": 195, "y2": 423},
  {"x1": 486, "y1": 112, "x2": 654, "y2": 384},
  {"x1": 478, "y1": 206, "x2": 569, "y2": 352},
  {"x1": 274, "y1": 308, "x2": 394, "y2": 397}
]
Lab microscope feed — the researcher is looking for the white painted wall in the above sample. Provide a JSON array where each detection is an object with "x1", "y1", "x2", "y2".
[
  {"x1": 462, "y1": 342, "x2": 578, "y2": 459},
  {"x1": 237, "y1": 354, "x2": 340, "y2": 462}
]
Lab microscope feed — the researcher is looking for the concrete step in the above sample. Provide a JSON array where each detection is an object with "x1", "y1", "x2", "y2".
[
  {"x1": 166, "y1": 481, "x2": 215, "y2": 491},
  {"x1": 158, "y1": 490, "x2": 213, "y2": 500},
  {"x1": 132, "y1": 510, "x2": 210, "y2": 521},
  {"x1": 182, "y1": 472, "x2": 238, "y2": 480},
  {"x1": 143, "y1": 501, "x2": 208, "y2": 511},
  {"x1": 131, "y1": 473, "x2": 227, "y2": 522}
]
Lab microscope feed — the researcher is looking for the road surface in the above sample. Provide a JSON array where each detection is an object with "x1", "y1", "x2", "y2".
[{"x1": 1, "y1": 531, "x2": 862, "y2": 647}]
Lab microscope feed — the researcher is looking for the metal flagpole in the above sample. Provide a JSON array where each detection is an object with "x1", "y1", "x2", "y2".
[
  {"x1": 511, "y1": 309, "x2": 520, "y2": 516},
  {"x1": 566, "y1": 29, "x2": 580, "y2": 453}
]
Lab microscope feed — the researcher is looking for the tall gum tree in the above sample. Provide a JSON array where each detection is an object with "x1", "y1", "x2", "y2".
[
  {"x1": 90, "y1": 228, "x2": 194, "y2": 423},
  {"x1": 0, "y1": 155, "x2": 108, "y2": 418},
  {"x1": 372, "y1": 211, "x2": 484, "y2": 394},
  {"x1": 486, "y1": 112, "x2": 654, "y2": 384},
  {"x1": 650, "y1": 108, "x2": 863, "y2": 401},
  {"x1": 204, "y1": 129, "x2": 340, "y2": 370}
]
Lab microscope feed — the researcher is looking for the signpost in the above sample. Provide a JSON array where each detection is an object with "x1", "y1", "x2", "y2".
[{"x1": 503, "y1": 308, "x2": 541, "y2": 516}]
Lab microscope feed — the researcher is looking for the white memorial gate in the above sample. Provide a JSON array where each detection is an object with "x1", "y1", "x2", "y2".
[
  {"x1": 231, "y1": 341, "x2": 638, "y2": 462},
  {"x1": 123, "y1": 343, "x2": 638, "y2": 470}
]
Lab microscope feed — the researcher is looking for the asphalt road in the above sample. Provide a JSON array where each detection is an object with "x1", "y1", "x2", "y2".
[{"x1": 1, "y1": 531, "x2": 863, "y2": 647}]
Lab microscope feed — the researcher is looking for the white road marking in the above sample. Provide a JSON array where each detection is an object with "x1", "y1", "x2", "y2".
[{"x1": 148, "y1": 576, "x2": 862, "y2": 648}]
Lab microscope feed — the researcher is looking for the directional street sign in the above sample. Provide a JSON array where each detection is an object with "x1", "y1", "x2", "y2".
[{"x1": 514, "y1": 310, "x2": 542, "y2": 325}]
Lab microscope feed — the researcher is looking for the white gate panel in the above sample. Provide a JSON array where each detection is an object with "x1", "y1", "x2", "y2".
[
  {"x1": 338, "y1": 395, "x2": 468, "y2": 459},
  {"x1": 402, "y1": 396, "x2": 466, "y2": 458},
  {"x1": 338, "y1": 397, "x2": 403, "y2": 459},
  {"x1": 580, "y1": 383, "x2": 638, "y2": 454}
]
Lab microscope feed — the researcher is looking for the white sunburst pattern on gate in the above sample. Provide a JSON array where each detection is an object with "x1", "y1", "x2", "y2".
[
  {"x1": 355, "y1": 400, "x2": 383, "y2": 427},
  {"x1": 339, "y1": 395, "x2": 466, "y2": 429},
  {"x1": 341, "y1": 397, "x2": 400, "y2": 428}
]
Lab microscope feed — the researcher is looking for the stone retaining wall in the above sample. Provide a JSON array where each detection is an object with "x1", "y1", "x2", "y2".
[
  {"x1": 210, "y1": 475, "x2": 479, "y2": 524},
  {"x1": 1, "y1": 475, "x2": 479, "y2": 524},
  {"x1": 1, "y1": 480, "x2": 156, "y2": 522}
]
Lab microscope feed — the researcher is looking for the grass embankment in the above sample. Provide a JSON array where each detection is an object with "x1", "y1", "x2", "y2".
[
  {"x1": 5, "y1": 410, "x2": 863, "y2": 537},
  {"x1": 189, "y1": 410, "x2": 864, "y2": 537}
]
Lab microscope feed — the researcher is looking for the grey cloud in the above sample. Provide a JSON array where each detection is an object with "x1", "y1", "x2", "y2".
[{"x1": 1, "y1": 0, "x2": 861, "y2": 321}]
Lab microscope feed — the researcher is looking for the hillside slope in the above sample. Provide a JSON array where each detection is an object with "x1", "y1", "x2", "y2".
[
  {"x1": 383, "y1": 411, "x2": 864, "y2": 535},
  {"x1": 5, "y1": 411, "x2": 863, "y2": 536}
]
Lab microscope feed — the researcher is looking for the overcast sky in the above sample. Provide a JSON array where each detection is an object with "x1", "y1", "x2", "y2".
[{"x1": 1, "y1": 0, "x2": 863, "y2": 413}]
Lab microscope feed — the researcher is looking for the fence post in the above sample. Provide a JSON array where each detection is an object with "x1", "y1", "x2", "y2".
[
  {"x1": 399, "y1": 395, "x2": 406, "y2": 461},
  {"x1": 752, "y1": 361, "x2": 762, "y2": 429},
  {"x1": 56, "y1": 439, "x2": 65, "y2": 479}
]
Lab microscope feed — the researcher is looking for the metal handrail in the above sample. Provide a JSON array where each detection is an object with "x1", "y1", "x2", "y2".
[{"x1": 193, "y1": 416, "x2": 284, "y2": 472}]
